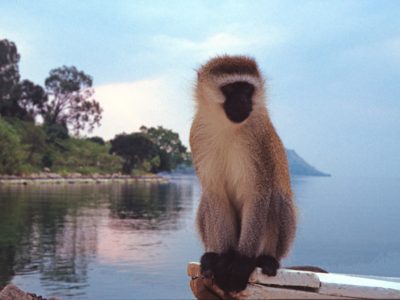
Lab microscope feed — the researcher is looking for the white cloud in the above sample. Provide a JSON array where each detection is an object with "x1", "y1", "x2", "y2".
[
  {"x1": 152, "y1": 29, "x2": 285, "y2": 59},
  {"x1": 90, "y1": 77, "x2": 194, "y2": 146}
]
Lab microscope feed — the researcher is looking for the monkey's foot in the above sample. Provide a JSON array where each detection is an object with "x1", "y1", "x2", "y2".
[
  {"x1": 256, "y1": 255, "x2": 280, "y2": 276},
  {"x1": 200, "y1": 252, "x2": 220, "y2": 278},
  {"x1": 214, "y1": 251, "x2": 256, "y2": 293},
  {"x1": 213, "y1": 250, "x2": 235, "y2": 291}
]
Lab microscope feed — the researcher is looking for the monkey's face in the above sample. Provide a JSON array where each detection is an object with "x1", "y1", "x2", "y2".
[
  {"x1": 220, "y1": 81, "x2": 254, "y2": 123},
  {"x1": 196, "y1": 55, "x2": 265, "y2": 124}
]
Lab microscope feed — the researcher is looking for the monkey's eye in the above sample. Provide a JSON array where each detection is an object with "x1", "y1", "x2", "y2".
[
  {"x1": 220, "y1": 84, "x2": 234, "y2": 95},
  {"x1": 220, "y1": 81, "x2": 255, "y2": 98}
]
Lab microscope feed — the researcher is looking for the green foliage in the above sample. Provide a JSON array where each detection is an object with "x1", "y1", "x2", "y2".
[
  {"x1": 140, "y1": 125, "x2": 188, "y2": 172},
  {"x1": 0, "y1": 39, "x2": 20, "y2": 100},
  {"x1": 0, "y1": 40, "x2": 47, "y2": 122},
  {"x1": 0, "y1": 38, "x2": 191, "y2": 176},
  {"x1": 44, "y1": 123, "x2": 69, "y2": 143},
  {"x1": 0, "y1": 117, "x2": 25, "y2": 174},
  {"x1": 12, "y1": 79, "x2": 48, "y2": 121},
  {"x1": 6, "y1": 118, "x2": 47, "y2": 166},
  {"x1": 0, "y1": 39, "x2": 21, "y2": 117},
  {"x1": 110, "y1": 133, "x2": 158, "y2": 174},
  {"x1": 86, "y1": 136, "x2": 105, "y2": 145},
  {"x1": 51, "y1": 138, "x2": 122, "y2": 174}
]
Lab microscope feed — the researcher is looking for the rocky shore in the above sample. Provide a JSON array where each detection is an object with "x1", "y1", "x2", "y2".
[
  {"x1": 0, "y1": 172, "x2": 168, "y2": 185},
  {"x1": 0, "y1": 284, "x2": 58, "y2": 300}
]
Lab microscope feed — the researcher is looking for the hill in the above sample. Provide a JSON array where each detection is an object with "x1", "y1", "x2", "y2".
[{"x1": 286, "y1": 149, "x2": 330, "y2": 177}]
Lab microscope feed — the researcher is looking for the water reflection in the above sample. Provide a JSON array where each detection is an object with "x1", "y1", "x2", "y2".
[
  {"x1": 1, "y1": 176, "x2": 399, "y2": 299},
  {"x1": 0, "y1": 179, "x2": 195, "y2": 298},
  {"x1": 108, "y1": 181, "x2": 192, "y2": 230}
]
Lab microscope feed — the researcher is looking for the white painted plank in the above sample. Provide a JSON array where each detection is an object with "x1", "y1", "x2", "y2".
[
  {"x1": 238, "y1": 284, "x2": 352, "y2": 299},
  {"x1": 189, "y1": 262, "x2": 321, "y2": 289},
  {"x1": 188, "y1": 262, "x2": 400, "y2": 299},
  {"x1": 249, "y1": 267, "x2": 321, "y2": 289},
  {"x1": 318, "y1": 273, "x2": 400, "y2": 299},
  {"x1": 349, "y1": 274, "x2": 400, "y2": 284}
]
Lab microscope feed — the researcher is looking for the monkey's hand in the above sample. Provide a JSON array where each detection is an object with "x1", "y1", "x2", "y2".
[
  {"x1": 256, "y1": 255, "x2": 280, "y2": 276},
  {"x1": 213, "y1": 251, "x2": 256, "y2": 292},
  {"x1": 200, "y1": 252, "x2": 220, "y2": 278}
]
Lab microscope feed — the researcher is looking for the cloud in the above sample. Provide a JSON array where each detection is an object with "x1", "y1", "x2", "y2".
[
  {"x1": 152, "y1": 29, "x2": 285, "y2": 60},
  {"x1": 90, "y1": 77, "x2": 194, "y2": 145}
]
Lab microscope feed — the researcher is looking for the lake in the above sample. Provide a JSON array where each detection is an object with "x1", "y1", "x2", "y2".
[{"x1": 0, "y1": 175, "x2": 399, "y2": 299}]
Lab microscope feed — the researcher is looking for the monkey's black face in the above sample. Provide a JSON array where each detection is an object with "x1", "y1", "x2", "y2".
[{"x1": 220, "y1": 81, "x2": 254, "y2": 123}]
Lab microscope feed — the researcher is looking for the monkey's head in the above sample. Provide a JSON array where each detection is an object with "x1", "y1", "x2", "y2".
[{"x1": 196, "y1": 55, "x2": 265, "y2": 124}]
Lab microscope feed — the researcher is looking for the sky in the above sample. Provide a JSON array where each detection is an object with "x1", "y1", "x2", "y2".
[{"x1": 1, "y1": 0, "x2": 399, "y2": 178}]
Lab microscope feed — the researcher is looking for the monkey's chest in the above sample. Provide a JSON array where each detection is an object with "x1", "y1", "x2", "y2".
[{"x1": 200, "y1": 139, "x2": 253, "y2": 207}]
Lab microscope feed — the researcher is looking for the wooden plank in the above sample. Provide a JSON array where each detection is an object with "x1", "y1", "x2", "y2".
[
  {"x1": 238, "y1": 284, "x2": 353, "y2": 299},
  {"x1": 187, "y1": 262, "x2": 400, "y2": 299},
  {"x1": 189, "y1": 262, "x2": 321, "y2": 289},
  {"x1": 317, "y1": 273, "x2": 400, "y2": 299},
  {"x1": 188, "y1": 261, "x2": 202, "y2": 278},
  {"x1": 249, "y1": 267, "x2": 321, "y2": 289}
]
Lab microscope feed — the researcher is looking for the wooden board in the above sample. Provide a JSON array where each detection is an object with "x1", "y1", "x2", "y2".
[
  {"x1": 187, "y1": 262, "x2": 400, "y2": 299},
  {"x1": 318, "y1": 273, "x2": 400, "y2": 299},
  {"x1": 249, "y1": 266, "x2": 321, "y2": 289}
]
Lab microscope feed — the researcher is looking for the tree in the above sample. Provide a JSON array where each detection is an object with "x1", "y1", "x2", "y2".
[
  {"x1": 42, "y1": 66, "x2": 102, "y2": 134},
  {"x1": 0, "y1": 39, "x2": 20, "y2": 116},
  {"x1": 140, "y1": 125, "x2": 188, "y2": 172},
  {"x1": 14, "y1": 80, "x2": 47, "y2": 121},
  {"x1": 110, "y1": 133, "x2": 158, "y2": 174},
  {"x1": 86, "y1": 136, "x2": 105, "y2": 145},
  {"x1": 0, "y1": 40, "x2": 47, "y2": 121}
]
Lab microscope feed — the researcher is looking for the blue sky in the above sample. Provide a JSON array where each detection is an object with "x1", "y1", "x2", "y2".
[{"x1": 1, "y1": 0, "x2": 399, "y2": 177}]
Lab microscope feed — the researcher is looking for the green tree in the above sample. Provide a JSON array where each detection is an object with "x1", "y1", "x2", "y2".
[
  {"x1": 13, "y1": 79, "x2": 47, "y2": 121},
  {"x1": 43, "y1": 66, "x2": 102, "y2": 134},
  {"x1": 51, "y1": 138, "x2": 122, "y2": 174},
  {"x1": 110, "y1": 133, "x2": 158, "y2": 174},
  {"x1": 0, "y1": 40, "x2": 47, "y2": 122},
  {"x1": 140, "y1": 125, "x2": 188, "y2": 172},
  {"x1": 86, "y1": 136, "x2": 105, "y2": 145},
  {"x1": 0, "y1": 39, "x2": 21, "y2": 117}
]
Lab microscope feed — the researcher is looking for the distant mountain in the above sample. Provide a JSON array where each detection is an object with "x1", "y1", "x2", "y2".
[
  {"x1": 163, "y1": 149, "x2": 330, "y2": 177},
  {"x1": 286, "y1": 149, "x2": 330, "y2": 177}
]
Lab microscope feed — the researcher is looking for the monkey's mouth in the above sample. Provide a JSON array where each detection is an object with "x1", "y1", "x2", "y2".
[
  {"x1": 223, "y1": 99, "x2": 252, "y2": 123},
  {"x1": 220, "y1": 81, "x2": 254, "y2": 123}
]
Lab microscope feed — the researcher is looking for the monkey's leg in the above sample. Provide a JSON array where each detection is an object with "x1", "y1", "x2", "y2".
[
  {"x1": 257, "y1": 193, "x2": 296, "y2": 276},
  {"x1": 196, "y1": 193, "x2": 238, "y2": 283},
  {"x1": 222, "y1": 195, "x2": 272, "y2": 292}
]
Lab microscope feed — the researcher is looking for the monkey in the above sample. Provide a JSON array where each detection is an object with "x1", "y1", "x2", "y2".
[{"x1": 190, "y1": 55, "x2": 297, "y2": 293}]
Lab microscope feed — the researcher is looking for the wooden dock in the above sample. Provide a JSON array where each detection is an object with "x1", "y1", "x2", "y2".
[{"x1": 187, "y1": 262, "x2": 400, "y2": 299}]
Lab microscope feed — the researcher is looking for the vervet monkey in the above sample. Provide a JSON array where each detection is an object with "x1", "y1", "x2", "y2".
[{"x1": 190, "y1": 55, "x2": 297, "y2": 292}]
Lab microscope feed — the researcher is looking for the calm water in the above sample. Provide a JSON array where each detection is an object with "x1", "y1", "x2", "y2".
[{"x1": 0, "y1": 176, "x2": 399, "y2": 299}]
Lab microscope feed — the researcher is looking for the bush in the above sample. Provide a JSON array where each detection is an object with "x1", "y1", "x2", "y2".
[
  {"x1": 0, "y1": 117, "x2": 25, "y2": 174},
  {"x1": 5, "y1": 118, "x2": 47, "y2": 166},
  {"x1": 51, "y1": 138, "x2": 122, "y2": 174}
]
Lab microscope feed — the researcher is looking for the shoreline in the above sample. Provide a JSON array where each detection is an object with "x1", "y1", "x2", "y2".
[{"x1": 0, "y1": 173, "x2": 169, "y2": 185}]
